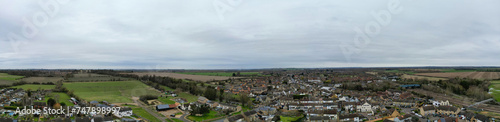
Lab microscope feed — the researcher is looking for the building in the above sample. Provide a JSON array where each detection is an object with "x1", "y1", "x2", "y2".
[
  {"x1": 436, "y1": 106, "x2": 460, "y2": 116},
  {"x1": 420, "y1": 106, "x2": 436, "y2": 116},
  {"x1": 356, "y1": 102, "x2": 372, "y2": 113}
]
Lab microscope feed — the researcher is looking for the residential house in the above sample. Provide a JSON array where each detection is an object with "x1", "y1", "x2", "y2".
[
  {"x1": 218, "y1": 103, "x2": 240, "y2": 111},
  {"x1": 198, "y1": 96, "x2": 209, "y2": 104},
  {"x1": 309, "y1": 116, "x2": 330, "y2": 122},
  {"x1": 225, "y1": 114, "x2": 244, "y2": 122},
  {"x1": 436, "y1": 106, "x2": 460, "y2": 116},
  {"x1": 242, "y1": 110, "x2": 258, "y2": 122},
  {"x1": 356, "y1": 102, "x2": 372, "y2": 113},
  {"x1": 339, "y1": 114, "x2": 366, "y2": 122},
  {"x1": 420, "y1": 106, "x2": 436, "y2": 116},
  {"x1": 393, "y1": 114, "x2": 412, "y2": 122}
]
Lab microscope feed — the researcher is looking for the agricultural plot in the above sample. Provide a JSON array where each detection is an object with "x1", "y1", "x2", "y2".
[
  {"x1": 490, "y1": 80, "x2": 500, "y2": 102},
  {"x1": 416, "y1": 72, "x2": 500, "y2": 80},
  {"x1": 67, "y1": 73, "x2": 132, "y2": 82},
  {"x1": 63, "y1": 81, "x2": 160, "y2": 103},
  {"x1": 20, "y1": 77, "x2": 63, "y2": 83},
  {"x1": 401, "y1": 74, "x2": 447, "y2": 81},
  {"x1": 128, "y1": 72, "x2": 240, "y2": 82},
  {"x1": 0, "y1": 73, "x2": 24, "y2": 85},
  {"x1": 175, "y1": 72, "x2": 260, "y2": 77},
  {"x1": 160, "y1": 85, "x2": 198, "y2": 103},
  {"x1": 11, "y1": 85, "x2": 55, "y2": 90},
  {"x1": 0, "y1": 73, "x2": 24, "y2": 81}
]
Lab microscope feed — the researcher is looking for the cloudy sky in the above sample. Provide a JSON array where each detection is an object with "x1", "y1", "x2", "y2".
[{"x1": 0, "y1": 0, "x2": 499, "y2": 69}]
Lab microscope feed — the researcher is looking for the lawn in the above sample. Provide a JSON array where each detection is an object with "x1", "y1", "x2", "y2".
[
  {"x1": 127, "y1": 105, "x2": 161, "y2": 122},
  {"x1": 280, "y1": 115, "x2": 304, "y2": 122},
  {"x1": 176, "y1": 72, "x2": 260, "y2": 77},
  {"x1": 36, "y1": 92, "x2": 75, "y2": 106},
  {"x1": 489, "y1": 80, "x2": 500, "y2": 102},
  {"x1": 0, "y1": 73, "x2": 24, "y2": 81},
  {"x1": 11, "y1": 85, "x2": 55, "y2": 90},
  {"x1": 187, "y1": 110, "x2": 223, "y2": 121},
  {"x1": 63, "y1": 81, "x2": 160, "y2": 103},
  {"x1": 158, "y1": 96, "x2": 176, "y2": 104}
]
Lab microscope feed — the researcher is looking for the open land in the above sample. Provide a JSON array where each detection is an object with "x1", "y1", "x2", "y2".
[
  {"x1": 416, "y1": 72, "x2": 500, "y2": 80},
  {"x1": 126, "y1": 72, "x2": 241, "y2": 82}
]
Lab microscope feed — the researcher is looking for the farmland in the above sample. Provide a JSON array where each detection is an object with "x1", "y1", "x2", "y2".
[
  {"x1": 63, "y1": 81, "x2": 160, "y2": 103},
  {"x1": 175, "y1": 72, "x2": 260, "y2": 77},
  {"x1": 67, "y1": 73, "x2": 132, "y2": 82},
  {"x1": 0, "y1": 73, "x2": 24, "y2": 85},
  {"x1": 490, "y1": 80, "x2": 500, "y2": 102},
  {"x1": 160, "y1": 85, "x2": 198, "y2": 103},
  {"x1": 416, "y1": 72, "x2": 500, "y2": 80},
  {"x1": 0, "y1": 73, "x2": 24, "y2": 81},
  {"x1": 401, "y1": 74, "x2": 447, "y2": 81},
  {"x1": 20, "y1": 77, "x2": 63, "y2": 83},
  {"x1": 11, "y1": 85, "x2": 55, "y2": 90},
  {"x1": 127, "y1": 72, "x2": 240, "y2": 82}
]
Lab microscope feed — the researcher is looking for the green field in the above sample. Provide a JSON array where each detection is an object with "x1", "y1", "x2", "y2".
[
  {"x1": 11, "y1": 85, "x2": 55, "y2": 90},
  {"x1": 161, "y1": 85, "x2": 198, "y2": 103},
  {"x1": 158, "y1": 96, "x2": 176, "y2": 104},
  {"x1": 67, "y1": 73, "x2": 132, "y2": 82},
  {"x1": 0, "y1": 73, "x2": 24, "y2": 81},
  {"x1": 441, "y1": 69, "x2": 477, "y2": 73},
  {"x1": 187, "y1": 110, "x2": 223, "y2": 121},
  {"x1": 280, "y1": 115, "x2": 304, "y2": 122},
  {"x1": 176, "y1": 72, "x2": 260, "y2": 77},
  {"x1": 20, "y1": 77, "x2": 63, "y2": 83},
  {"x1": 63, "y1": 81, "x2": 160, "y2": 103},
  {"x1": 490, "y1": 80, "x2": 500, "y2": 102},
  {"x1": 126, "y1": 105, "x2": 161, "y2": 122},
  {"x1": 36, "y1": 92, "x2": 75, "y2": 106},
  {"x1": 385, "y1": 70, "x2": 415, "y2": 75}
]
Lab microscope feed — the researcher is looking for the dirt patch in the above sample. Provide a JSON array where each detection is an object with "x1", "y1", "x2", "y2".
[
  {"x1": 415, "y1": 72, "x2": 500, "y2": 80},
  {"x1": 125, "y1": 72, "x2": 242, "y2": 82},
  {"x1": 159, "y1": 109, "x2": 181, "y2": 117}
]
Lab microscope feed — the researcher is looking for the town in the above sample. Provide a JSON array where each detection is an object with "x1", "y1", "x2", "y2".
[{"x1": 0, "y1": 68, "x2": 498, "y2": 122}]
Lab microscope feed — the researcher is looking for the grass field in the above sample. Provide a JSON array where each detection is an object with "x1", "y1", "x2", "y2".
[
  {"x1": 20, "y1": 77, "x2": 63, "y2": 83},
  {"x1": 36, "y1": 92, "x2": 75, "y2": 106},
  {"x1": 158, "y1": 96, "x2": 176, "y2": 104},
  {"x1": 127, "y1": 72, "x2": 239, "y2": 82},
  {"x1": 187, "y1": 110, "x2": 223, "y2": 121},
  {"x1": 63, "y1": 81, "x2": 160, "y2": 103},
  {"x1": 489, "y1": 80, "x2": 500, "y2": 102},
  {"x1": 280, "y1": 115, "x2": 304, "y2": 122},
  {"x1": 126, "y1": 105, "x2": 161, "y2": 122},
  {"x1": 0, "y1": 73, "x2": 24, "y2": 81},
  {"x1": 176, "y1": 72, "x2": 260, "y2": 77},
  {"x1": 402, "y1": 74, "x2": 447, "y2": 81},
  {"x1": 67, "y1": 73, "x2": 132, "y2": 82},
  {"x1": 11, "y1": 85, "x2": 55, "y2": 90},
  {"x1": 161, "y1": 85, "x2": 198, "y2": 103},
  {"x1": 440, "y1": 69, "x2": 477, "y2": 73}
]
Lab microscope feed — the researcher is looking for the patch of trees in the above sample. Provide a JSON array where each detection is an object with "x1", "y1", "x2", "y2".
[
  {"x1": 139, "y1": 95, "x2": 158, "y2": 103},
  {"x1": 190, "y1": 104, "x2": 210, "y2": 115},
  {"x1": 424, "y1": 78, "x2": 492, "y2": 100},
  {"x1": 204, "y1": 87, "x2": 217, "y2": 100}
]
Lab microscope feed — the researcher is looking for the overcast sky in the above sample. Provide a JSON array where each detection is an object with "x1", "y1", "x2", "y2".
[{"x1": 0, "y1": 0, "x2": 499, "y2": 69}]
